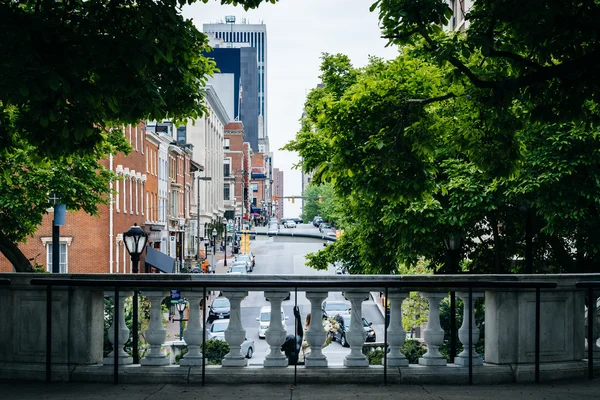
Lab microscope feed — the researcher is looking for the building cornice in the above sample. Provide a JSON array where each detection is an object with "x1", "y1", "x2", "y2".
[{"x1": 204, "y1": 85, "x2": 230, "y2": 125}]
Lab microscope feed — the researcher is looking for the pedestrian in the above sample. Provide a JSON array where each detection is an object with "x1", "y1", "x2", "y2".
[{"x1": 281, "y1": 306, "x2": 303, "y2": 365}]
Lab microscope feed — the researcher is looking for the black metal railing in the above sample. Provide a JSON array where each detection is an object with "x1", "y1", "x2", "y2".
[{"x1": 30, "y1": 277, "x2": 557, "y2": 385}]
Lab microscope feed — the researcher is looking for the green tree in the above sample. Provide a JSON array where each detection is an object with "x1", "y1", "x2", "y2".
[{"x1": 0, "y1": 0, "x2": 273, "y2": 271}]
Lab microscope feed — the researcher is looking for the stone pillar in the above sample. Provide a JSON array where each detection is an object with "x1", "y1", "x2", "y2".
[
  {"x1": 387, "y1": 291, "x2": 409, "y2": 367},
  {"x1": 140, "y1": 291, "x2": 169, "y2": 366},
  {"x1": 104, "y1": 290, "x2": 133, "y2": 365},
  {"x1": 343, "y1": 291, "x2": 369, "y2": 367},
  {"x1": 455, "y1": 291, "x2": 484, "y2": 366},
  {"x1": 419, "y1": 292, "x2": 447, "y2": 366},
  {"x1": 180, "y1": 293, "x2": 204, "y2": 366},
  {"x1": 222, "y1": 290, "x2": 248, "y2": 367},
  {"x1": 263, "y1": 291, "x2": 289, "y2": 367},
  {"x1": 305, "y1": 291, "x2": 329, "y2": 367}
]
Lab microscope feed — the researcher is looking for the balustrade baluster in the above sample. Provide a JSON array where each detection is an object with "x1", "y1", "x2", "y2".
[
  {"x1": 387, "y1": 291, "x2": 409, "y2": 367},
  {"x1": 419, "y1": 292, "x2": 447, "y2": 366},
  {"x1": 455, "y1": 292, "x2": 484, "y2": 366},
  {"x1": 263, "y1": 291, "x2": 289, "y2": 367},
  {"x1": 180, "y1": 293, "x2": 204, "y2": 366},
  {"x1": 343, "y1": 291, "x2": 369, "y2": 367},
  {"x1": 104, "y1": 290, "x2": 133, "y2": 365},
  {"x1": 305, "y1": 291, "x2": 329, "y2": 367},
  {"x1": 140, "y1": 291, "x2": 169, "y2": 366},
  {"x1": 585, "y1": 293, "x2": 600, "y2": 354},
  {"x1": 222, "y1": 290, "x2": 248, "y2": 367}
]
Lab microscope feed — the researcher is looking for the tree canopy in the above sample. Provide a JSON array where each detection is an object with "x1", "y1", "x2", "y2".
[
  {"x1": 0, "y1": 0, "x2": 274, "y2": 271},
  {"x1": 286, "y1": 0, "x2": 600, "y2": 274}
]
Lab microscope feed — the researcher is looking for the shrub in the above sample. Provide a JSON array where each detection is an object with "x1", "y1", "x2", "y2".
[
  {"x1": 204, "y1": 339, "x2": 230, "y2": 365},
  {"x1": 401, "y1": 339, "x2": 426, "y2": 364},
  {"x1": 367, "y1": 348, "x2": 385, "y2": 365}
]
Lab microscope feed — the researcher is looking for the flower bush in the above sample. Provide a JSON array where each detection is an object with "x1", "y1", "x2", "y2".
[{"x1": 323, "y1": 316, "x2": 340, "y2": 346}]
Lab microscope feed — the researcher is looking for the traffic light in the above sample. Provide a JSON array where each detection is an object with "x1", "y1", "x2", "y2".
[{"x1": 292, "y1": 196, "x2": 295, "y2": 203}]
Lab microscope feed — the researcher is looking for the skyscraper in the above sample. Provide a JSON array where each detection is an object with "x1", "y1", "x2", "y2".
[{"x1": 204, "y1": 17, "x2": 268, "y2": 153}]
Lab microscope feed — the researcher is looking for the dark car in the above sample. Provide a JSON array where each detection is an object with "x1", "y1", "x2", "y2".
[
  {"x1": 312, "y1": 216, "x2": 324, "y2": 227},
  {"x1": 292, "y1": 217, "x2": 303, "y2": 224},
  {"x1": 332, "y1": 314, "x2": 376, "y2": 347},
  {"x1": 207, "y1": 296, "x2": 231, "y2": 323}
]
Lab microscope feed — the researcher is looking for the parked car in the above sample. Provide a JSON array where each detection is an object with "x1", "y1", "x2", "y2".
[
  {"x1": 321, "y1": 300, "x2": 351, "y2": 319},
  {"x1": 207, "y1": 320, "x2": 255, "y2": 358},
  {"x1": 256, "y1": 305, "x2": 288, "y2": 338},
  {"x1": 207, "y1": 296, "x2": 230, "y2": 323},
  {"x1": 284, "y1": 220, "x2": 297, "y2": 228},
  {"x1": 334, "y1": 262, "x2": 348, "y2": 275},
  {"x1": 232, "y1": 258, "x2": 252, "y2": 272},
  {"x1": 292, "y1": 217, "x2": 303, "y2": 224},
  {"x1": 312, "y1": 216, "x2": 324, "y2": 227},
  {"x1": 332, "y1": 314, "x2": 376, "y2": 347},
  {"x1": 325, "y1": 229, "x2": 336, "y2": 238},
  {"x1": 227, "y1": 264, "x2": 248, "y2": 274},
  {"x1": 319, "y1": 223, "x2": 331, "y2": 233},
  {"x1": 235, "y1": 254, "x2": 254, "y2": 272}
]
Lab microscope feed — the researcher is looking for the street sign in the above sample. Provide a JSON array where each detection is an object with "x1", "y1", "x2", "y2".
[{"x1": 170, "y1": 290, "x2": 181, "y2": 302}]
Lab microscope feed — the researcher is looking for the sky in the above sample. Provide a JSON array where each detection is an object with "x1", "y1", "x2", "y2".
[{"x1": 183, "y1": 0, "x2": 399, "y2": 218}]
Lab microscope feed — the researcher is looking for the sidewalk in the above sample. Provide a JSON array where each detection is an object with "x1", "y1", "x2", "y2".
[{"x1": 1, "y1": 379, "x2": 599, "y2": 400}]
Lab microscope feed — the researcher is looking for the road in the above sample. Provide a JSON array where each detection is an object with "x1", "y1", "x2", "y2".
[{"x1": 222, "y1": 222, "x2": 385, "y2": 366}]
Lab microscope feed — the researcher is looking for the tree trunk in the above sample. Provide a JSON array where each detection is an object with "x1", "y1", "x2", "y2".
[{"x1": 0, "y1": 230, "x2": 34, "y2": 272}]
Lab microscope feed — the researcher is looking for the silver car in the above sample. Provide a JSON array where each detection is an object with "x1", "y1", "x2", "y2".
[{"x1": 207, "y1": 319, "x2": 255, "y2": 358}]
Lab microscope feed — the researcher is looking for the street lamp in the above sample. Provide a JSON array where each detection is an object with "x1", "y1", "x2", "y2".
[
  {"x1": 223, "y1": 222, "x2": 228, "y2": 267},
  {"x1": 196, "y1": 176, "x2": 212, "y2": 262},
  {"x1": 211, "y1": 228, "x2": 217, "y2": 273},
  {"x1": 175, "y1": 300, "x2": 188, "y2": 341},
  {"x1": 443, "y1": 234, "x2": 461, "y2": 364},
  {"x1": 123, "y1": 223, "x2": 149, "y2": 364}
]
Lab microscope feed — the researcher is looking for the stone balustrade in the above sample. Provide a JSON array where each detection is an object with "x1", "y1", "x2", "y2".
[{"x1": 0, "y1": 273, "x2": 599, "y2": 384}]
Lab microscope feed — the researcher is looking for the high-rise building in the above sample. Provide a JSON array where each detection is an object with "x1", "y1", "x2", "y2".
[
  {"x1": 204, "y1": 17, "x2": 268, "y2": 153},
  {"x1": 272, "y1": 168, "x2": 284, "y2": 220}
]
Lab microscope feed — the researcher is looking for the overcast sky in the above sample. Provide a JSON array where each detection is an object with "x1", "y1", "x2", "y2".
[{"x1": 183, "y1": 0, "x2": 398, "y2": 218}]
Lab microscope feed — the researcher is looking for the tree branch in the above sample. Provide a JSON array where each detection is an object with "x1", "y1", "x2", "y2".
[{"x1": 406, "y1": 92, "x2": 456, "y2": 105}]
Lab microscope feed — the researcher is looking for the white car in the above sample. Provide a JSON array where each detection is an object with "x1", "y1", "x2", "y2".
[
  {"x1": 227, "y1": 264, "x2": 248, "y2": 274},
  {"x1": 256, "y1": 305, "x2": 288, "y2": 339},
  {"x1": 267, "y1": 221, "x2": 279, "y2": 237},
  {"x1": 207, "y1": 319, "x2": 255, "y2": 358},
  {"x1": 284, "y1": 220, "x2": 297, "y2": 228}
]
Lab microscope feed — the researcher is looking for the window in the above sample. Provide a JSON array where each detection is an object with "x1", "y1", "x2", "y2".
[
  {"x1": 224, "y1": 138, "x2": 230, "y2": 150},
  {"x1": 223, "y1": 159, "x2": 231, "y2": 177},
  {"x1": 177, "y1": 126, "x2": 186, "y2": 144},
  {"x1": 129, "y1": 177, "x2": 133, "y2": 214},
  {"x1": 251, "y1": 182, "x2": 258, "y2": 193},
  {"x1": 224, "y1": 183, "x2": 230, "y2": 201},
  {"x1": 115, "y1": 178, "x2": 120, "y2": 212},
  {"x1": 47, "y1": 243, "x2": 68, "y2": 273},
  {"x1": 123, "y1": 177, "x2": 127, "y2": 213}
]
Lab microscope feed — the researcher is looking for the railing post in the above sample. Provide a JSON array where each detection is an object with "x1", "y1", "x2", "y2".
[
  {"x1": 386, "y1": 290, "x2": 409, "y2": 367},
  {"x1": 103, "y1": 290, "x2": 133, "y2": 367},
  {"x1": 455, "y1": 291, "x2": 483, "y2": 367},
  {"x1": 343, "y1": 291, "x2": 370, "y2": 367},
  {"x1": 140, "y1": 291, "x2": 169, "y2": 366},
  {"x1": 263, "y1": 290, "x2": 289, "y2": 367},
  {"x1": 180, "y1": 292, "x2": 205, "y2": 366},
  {"x1": 535, "y1": 287, "x2": 540, "y2": 383},
  {"x1": 222, "y1": 290, "x2": 249, "y2": 366},
  {"x1": 304, "y1": 291, "x2": 329, "y2": 367},
  {"x1": 419, "y1": 292, "x2": 447, "y2": 366}
]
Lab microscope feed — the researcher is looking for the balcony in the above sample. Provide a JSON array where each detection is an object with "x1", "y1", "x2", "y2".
[{"x1": 0, "y1": 274, "x2": 599, "y2": 385}]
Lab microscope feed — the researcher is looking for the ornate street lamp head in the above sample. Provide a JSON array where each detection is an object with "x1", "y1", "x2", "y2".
[{"x1": 124, "y1": 223, "x2": 149, "y2": 257}]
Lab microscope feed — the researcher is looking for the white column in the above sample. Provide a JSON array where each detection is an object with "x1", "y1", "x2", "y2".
[
  {"x1": 419, "y1": 292, "x2": 447, "y2": 366},
  {"x1": 455, "y1": 291, "x2": 484, "y2": 366},
  {"x1": 222, "y1": 290, "x2": 248, "y2": 367},
  {"x1": 387, "y1": 291, "x2": 409, "y2": 367},
  {"x1": 140, "y1": 291, "x2": 169, "y2": 366},
  {"x1": 263, "y1": 291, "x2": 289, "y2": 367},
  {"x1": 343, "y1": 291, "x2": 369, "y2": 367},
  {"x1": 180, "y1": 293, "x2": 204, "y2": 366},
  {"x1": 103, "y1": 291, "x2": 133, "y2": 365},
  {"x1": 305, "y1": 291, "x2": 329, "y2": 367}
]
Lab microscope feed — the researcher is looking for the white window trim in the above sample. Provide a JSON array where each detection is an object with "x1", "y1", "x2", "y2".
[
  {"x1": 41, "y1": 237, "x2": 73, "y2": 273},
  {"x1": 129, "y1": 176, "x2": 133, "y2": 214}
]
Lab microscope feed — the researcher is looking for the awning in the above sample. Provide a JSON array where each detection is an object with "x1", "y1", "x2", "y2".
[{"x1": 145, "y1": 246, "x2": 175, "y2": 273}]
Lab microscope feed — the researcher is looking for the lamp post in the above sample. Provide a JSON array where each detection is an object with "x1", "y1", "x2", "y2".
[
  {"x1": 211, "y1": 228, "x2": 217, "y2": 273},
  {"x1": 443, "y1": 234, "x2": 461, "y2": 364},
  {"x1": 123, "y1": 223, "x2": 149, "y2": 364},
  {"x1": 196, "y1": 175, "x2": 212, "y2": 262},
  {"x1": 175, "y1": 300, "x2": 188, "y2": 341},
  {"x1": 223, "y1": 222, "x2": 228, "y2": 266}
]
